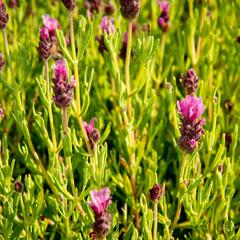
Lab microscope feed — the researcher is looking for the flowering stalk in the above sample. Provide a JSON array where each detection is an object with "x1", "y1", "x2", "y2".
[
  {"x1": 68, "y1": 10, "x2": 92, "y2": 154},
  {"x1": 44, "y1": 60, "x2": 57, "y2": 155},
  {"x1": 150, "y1": 184, "x2": 164, "y2": 240}
]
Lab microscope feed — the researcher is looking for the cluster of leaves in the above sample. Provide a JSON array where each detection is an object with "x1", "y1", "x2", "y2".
[{"x1": 0, "y1": 0, "x2": 240, "y2": 239}]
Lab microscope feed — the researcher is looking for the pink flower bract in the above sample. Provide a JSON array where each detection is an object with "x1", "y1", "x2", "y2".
[
  {"x1": 100, "y1": 16, "x2": 115, "y2": 35},
  {"x1": 88, "y1": 187, "x2": 112, "y2": 215},
  {"x1": 177, "y1": 95, "x2": 204, "y2": 122},
  {"x1": 42, "y1": 15, "x2": 59, "y2": 37},
  {"x1": 53, "y1": 59, "x2": 68, "y2": 81}
]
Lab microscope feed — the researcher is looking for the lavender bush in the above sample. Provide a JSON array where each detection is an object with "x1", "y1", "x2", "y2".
[{"x1": 0, "y1": 0, "x2": 240, "y2": 239}]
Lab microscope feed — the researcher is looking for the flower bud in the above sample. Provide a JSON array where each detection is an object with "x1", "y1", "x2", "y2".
[
  {"x1": 84, "y1": 0, "x2": 102, "y2": 17},
  {"x1": 177, "y1": 95, "x2": 205, "y2": 153},
  {"x1": 89, "y1": 128, "x2": 100, "y2": 144},
  {"x1": 52, "y1": 60, "x2": 76, "y2": 108},
  {"x1": 223, "y1": 100, "x2": 233, "y2": 113},
  {"x1": 14, "y1": 180, "x2": 23, "y2": 193},
  {"x1": 237, "y1": 36, "x2": 240, "y2": 44},
  {"x1": 88, "y1": 188, "x2": 112, "y2": 239},
  {"x1": 181, "y1": 68, "x2": 199, "y2": 95},
  {"x1": 158, "y1": 0, "x2": 170, "y2": 32},
  {"x1": 119, "y1": 0, "x2": 140, "y2": 20},
  {"x1": 218, "y1": 164, "x2": 223, "y2": 174},
  {"x1": 0, "y1": 1, "x2": 9, "y2": 29},
  {"x1": 150, "y1": 184, "x2": 164, "y2": 201},
  {"x1": 61, "y1": 0, "x2": 76, "y2": 11},
  {"x1": 105, "y1": 1, "x2": 115, "y2": 15},
  {"x1": 8, "y1": 0, "x2": 19, "y2": 8},
  {"x1": 37, "y1": 27, "x2": 53, "y2": 60}
]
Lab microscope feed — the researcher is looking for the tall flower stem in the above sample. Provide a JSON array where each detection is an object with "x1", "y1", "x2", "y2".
[
  {"x1": 157, "y1": 33, "x2": 166, "y2": 90},
  {"x1": 62, "y1": 107, "x2": 76, "y2": 195},
  {"x1": 2, "y1": 29, "x2": 13, "y2": 77},
  {"x1": 153, "y1": 200, "x2": 158, "y2": 240},
  {"x1": 125, "y1": 21, "x2": 133, "y2": 120},
  {"x1": 125, "y1": 20, "x2": 139, "y2": 229},
  {"x1": 69, "y1": 11, "x2": 92, "y2": 154},
  {"x1": 62, "y1": 107, "x2": 68, "y2": 136},
  {"x1": 45, "y1": 60, "x2": 57, "y2": 154},
  {"x1": 171, "y1": 153, "x2": 188, "y2": 230}
]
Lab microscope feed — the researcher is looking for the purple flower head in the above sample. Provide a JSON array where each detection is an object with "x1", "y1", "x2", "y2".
[
  {"x1": 100, "y1": 16, "x2": 115, "y2": 35},
  {"x1": 181, "y1": 68, "x2": 199, "y2": 95},
  {"x1": 39, "y1": 26, "x2": 50, "y2": 41},
  {"x1": 158, "y1": 0, "x2": 170, "y2": 32},
  {"x1": 52, "y1": 60, "x2": 76, "y2": 108},
  {"x1": 38, "y1": 27, "x2": 53, "y2": 60},
  {"x1": 88, "y1": 187, "x2": 112, "y2": 215},
  {"x1": 42, "y1": 15, "x2": 59, "y2": 40},
  {"x1": 84, "y1": 118, "x2": 100, "y2": 146},
  {"x1": 119, "y1": 0, "x2": 140, "y2": 20},
  {"x1": 150, "y1": 184, "x2": 165, "y2": 201},
  {"x1": 0, "y1": 1, "x2": 9, "y2": 29},
  {"x1": 177, "y1": 95, "x2": 204, "y2": 122},
  {"x1": 61, "y1": 0, "x2": 76, "y2": 11},
  {"x1": 84, "y1": 0, "x2": 102, "y2": 18},
  {"x1": 84, "y1": 118, "x2": 96, "y2": 135},
  {"x1": 53, "y1": 59, "x2": 68, "y2": 81}
]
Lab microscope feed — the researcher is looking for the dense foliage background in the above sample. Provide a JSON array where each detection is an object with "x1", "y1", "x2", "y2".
[{"x1": 0, "y1": 0, "x2": 240, "y2": 239}]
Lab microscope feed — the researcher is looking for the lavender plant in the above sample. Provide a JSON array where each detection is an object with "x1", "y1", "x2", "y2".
[{"x1": 0, "y1": 0, "x2": 240, "y2": 239}]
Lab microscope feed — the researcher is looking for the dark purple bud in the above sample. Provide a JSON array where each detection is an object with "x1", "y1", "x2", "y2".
[
  {"x1": 142, "y1": 23, "x2": 151, "y2": 34},
  {"x1": 150, "y1": 184, "x2": 164, "y2": 201},
  {"x1": 14, "y1": 180, "x2": 23, "y2": 193},
  {"x1": 61, "y1": 0, "x2": 76, "y2": 11},
  {"x1": 85, "y1": 0, "x2": 102, "y2": 17},
  {"x1": 96, "y1": 35, "x2": 108, "y2": 55},
  {"x1": 0, "y1": 2, "x2": 9, "y2": 29},
  {"x1": 89, "y1": 128, "x2": 100, "y2": 144},
  {"x1": 52, "y1": 60, "x2": 76, "y2": 108},
  {"x1": 218, "y1": 164, "x2": 223, "y2": 174},
  {"x1": 236, "y1": 36, "x2": 240, "y2": 44},
  {"x1": 181, "y1": 68, "x2": 199, "y2": 95},
  {"x1": 37, "y1": 27, "x2": 53, "y2": 60},
  {"x1": 0, "y1": 53, "x2": 5, "y2": 72},
  {"x1": 8, "y1": 0, "x2": 19, "y2": 8},
  {"x1": 223, "y1": 100, "x2": 233, "y2": 112},
  {"x1": 225, "y1": 132, "x2": 232, "y2": 152},
  {"x1": 105, "y1": 2, "x2": 115, "y2": 15},
  {"x1": 119, "y1": 0, "x2": 140, "y2": 20}
]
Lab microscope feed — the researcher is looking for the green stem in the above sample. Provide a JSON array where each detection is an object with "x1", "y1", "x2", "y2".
[
  {"x1": 125, "y1": 21, "x2": 133, "y2": 120},
  {"x1": 171, "y1": 153, "x2": 188, "y2": 230},
  {"x1": 62, "y1": 107, "x2": 68, "y2": 136},
  {"x1": 45, "y1": 60, "x2": 57, "y2": 153},
  {"x1": 153, "y1": 200, "x2": 158, "y2": 240},
  {"x1": 2, "y1": 29, "x2": 13, "y2": 77},
  {"x1": 157, "y1": 33, "x2": 166, "y2": 89},
  {"x1": 69, "y1": 11, "x2": 92, "y2": 154}
]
